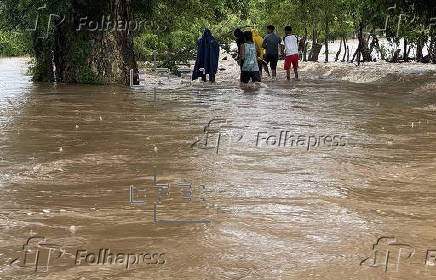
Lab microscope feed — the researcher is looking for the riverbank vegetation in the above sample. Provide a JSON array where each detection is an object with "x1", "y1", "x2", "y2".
[
  {"x1": 0, "y1": 0, "x2": 434, "y2": 84},
  {"x1": 0, "y1": 31, "x2": 30, "y2": 57}
]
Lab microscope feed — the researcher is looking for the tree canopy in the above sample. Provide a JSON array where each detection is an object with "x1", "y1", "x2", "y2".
[{"x1": 0, "y1": 0, "x2": 435, "y2": 84}]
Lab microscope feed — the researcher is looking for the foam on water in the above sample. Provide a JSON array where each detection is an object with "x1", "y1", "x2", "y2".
[{"x1": 133, "y1": 41, "x2": 436, "y2": 92}]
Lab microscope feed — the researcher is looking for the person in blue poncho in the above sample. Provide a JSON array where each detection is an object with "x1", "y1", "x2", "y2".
[{"x1": 192, "y1": 29, "x2": 220, "y2": 83}]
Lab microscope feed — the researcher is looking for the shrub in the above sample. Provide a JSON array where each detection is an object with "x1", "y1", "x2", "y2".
[{"x1": 0, "y1": 30, "x2": 30, "y2": 56}]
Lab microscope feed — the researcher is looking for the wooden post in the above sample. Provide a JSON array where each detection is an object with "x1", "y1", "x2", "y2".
[
  {"x1": 129, "y1": 69, "x2": 133, "y2": 87},
  {"x1": 153, "y1": 50, "x2": 157, "y2": 71}
]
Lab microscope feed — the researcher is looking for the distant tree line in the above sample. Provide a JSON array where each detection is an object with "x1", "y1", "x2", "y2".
[{"x1": 0, "y1": 0, "x2": 434, "y2": 84}]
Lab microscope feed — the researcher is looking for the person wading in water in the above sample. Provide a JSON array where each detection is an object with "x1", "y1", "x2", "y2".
[
  {"x1": 192, "y1": 29, "x2": 220, "y2": 83},
  {"x1": 262, "y1": 25, "x2": 281, "y2": 81},
  {"x1": 240, "y1": 31, "x2": 261, "y2": 84},
  {"x1": 234, "y1": 28, "x2": 245, "y2": 82},
  {"x1": 252, "y1": 29, "x2": 270, "y2": 79}
]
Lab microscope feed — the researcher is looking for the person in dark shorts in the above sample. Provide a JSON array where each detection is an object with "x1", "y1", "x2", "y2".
[
  {"x1": 262, "y1": 25, "x2": 282, "y2": 80},
  {"x1": 240, "y1": 31, "x2": 261, "y2": 84}
]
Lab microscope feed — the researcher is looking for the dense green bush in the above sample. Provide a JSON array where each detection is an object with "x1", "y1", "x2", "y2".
[
  {"x1": 169, "y1": 30, "x2": 197, "y2": 53},
  {"x1": 133, "y1": 14, "x2": 248, "y2": 73},
  {"x1": 134, "y1": 33, "x2": 167, "y2": 61},
  {"x1": 0, "y1": 30, "x2": 30, "y2": 56}
]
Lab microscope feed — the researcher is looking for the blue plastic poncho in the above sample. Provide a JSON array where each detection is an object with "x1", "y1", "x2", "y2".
[{"x1": 192, "y1": 29, "x2": 220, "y2": 80}]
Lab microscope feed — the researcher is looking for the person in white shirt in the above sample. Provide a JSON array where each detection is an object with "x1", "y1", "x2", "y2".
[{"x1": 280, "y1": 26, "x2": 299, "y2": 80}]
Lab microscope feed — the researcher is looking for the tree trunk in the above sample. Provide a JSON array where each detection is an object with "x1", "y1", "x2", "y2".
[
  {"x1": 356, "y1": 47, "x2": 361, "y2": 66},
  {"x1": 430, "y1": 32, "x2": 436, "y2": 64},
  {"x1": 403, "y1": 39, "x2": 408, "y2": 62},
  {"x1": 312, "y1": 27, "x2": 317, "y2": 46},
  {"x1": 346, "y1": 46, "x2": 350, "y2": 62},
  {"x1": 308, "y1": 26, "x2": 322, "y2": 61},
  {"x1": 341, "y1": 37, "x2": 347, "y2": 62},
  {"x1": 53, "y1": 0, "x2": 138, "y2": 85},
  {"x1": 369, "y1": 29, "x2": 376, "y2": 54},
  {"x1": 416, "y1": 30, "x2": 427, "y2": 62},
  {"x1": 369, "y1": 32, "x2": 382, "y2": 61},
  {"x1": 351, "y1": 48, "x2": 357, "y2": 63},
  {"x1": 391, "y1": 49, "x2": 401, "y2": 62},
  {"x1": 335, "y1": 38, "x2": 342, "y2": 62},
  {"x1": 308, "y1": 27, "x2": 316, "y2": 61},
  {"x1": 416, "y1": 38, "x2": 424, "y2": 62},
  {"x1": 303, "y1": 28, "x2": 308, "y2": 62},
  {"x1": 299, "y1": 28, "x2": 307, "y2": 61},
  {"x1": 309, "y1": 44, "x2": 322, "y2": 61},
  {"x1": 304, "y1": 43, "x2": 309, "y2": 61},
  {"x1": 32, "y1": 32, "x2": 55, "y2": 82},
  {"x1": 355, "y1": 21, "x2": 371, "y2": 65}
]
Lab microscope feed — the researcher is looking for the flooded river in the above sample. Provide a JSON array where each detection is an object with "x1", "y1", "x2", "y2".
[{"x1": 0, "y1": 57, "x2": 436, "y2": 279}]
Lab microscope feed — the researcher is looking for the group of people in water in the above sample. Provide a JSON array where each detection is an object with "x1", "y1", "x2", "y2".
[{"x1": 192, "y1": 25, "x2": 300, "y2": 85}]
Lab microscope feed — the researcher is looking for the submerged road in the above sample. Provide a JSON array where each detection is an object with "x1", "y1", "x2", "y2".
[{"x1": 0, "y1": 57, "x2": 436, "y2": 279}]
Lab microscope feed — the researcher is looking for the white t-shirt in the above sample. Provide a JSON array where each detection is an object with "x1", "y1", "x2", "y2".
[{"x1": 281, "y1": 35, "x2": 299, "y2": 56}]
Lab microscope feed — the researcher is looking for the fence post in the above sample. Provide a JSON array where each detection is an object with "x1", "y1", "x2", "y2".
[
  {"x1": 153, "y1": 50, "x2": 157, "y2": 72},
  {"x1": 129, "y1": 69, "x2": 133, "y2": 87}
]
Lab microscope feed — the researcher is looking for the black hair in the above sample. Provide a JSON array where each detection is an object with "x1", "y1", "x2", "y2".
[
  {"x1": 243, "y1": 30, "x2": 253, "y2": 42},
  {"x1": 234, "y1": 28, "x2": 242, "y2": 37},
  {"x1": 285, "y1": 26, "x2": 292, "y2": 32},
  {"x1": 267, "y1": 25, "x2": 275, "y2": 31}
]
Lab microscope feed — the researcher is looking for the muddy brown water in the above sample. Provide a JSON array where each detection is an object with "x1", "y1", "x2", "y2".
[{"x1": 0, "y1": 57, "x2": 436, "y2": 279}]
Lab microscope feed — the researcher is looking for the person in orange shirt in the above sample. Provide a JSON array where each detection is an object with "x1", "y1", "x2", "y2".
[{"x1": 251, "y1": 29, "x2": 270, "y2": 79}]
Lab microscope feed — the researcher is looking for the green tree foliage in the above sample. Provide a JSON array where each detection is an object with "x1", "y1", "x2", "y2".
[
  {"x1": 0, "y1": 0, "x2": 435, "y2": 81},
  {"x1": 132, "y1": 0, "x2": 248, "y2": 69}
]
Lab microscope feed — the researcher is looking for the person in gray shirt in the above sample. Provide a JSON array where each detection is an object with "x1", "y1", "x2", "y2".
[{"x1": 262, "y1": 25, "x2": 282, "y2": 80}]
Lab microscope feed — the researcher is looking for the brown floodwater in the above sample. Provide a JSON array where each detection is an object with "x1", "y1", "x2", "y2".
[{"x1": 0, "y1": 57, "x2": 436, "y2": 279}]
